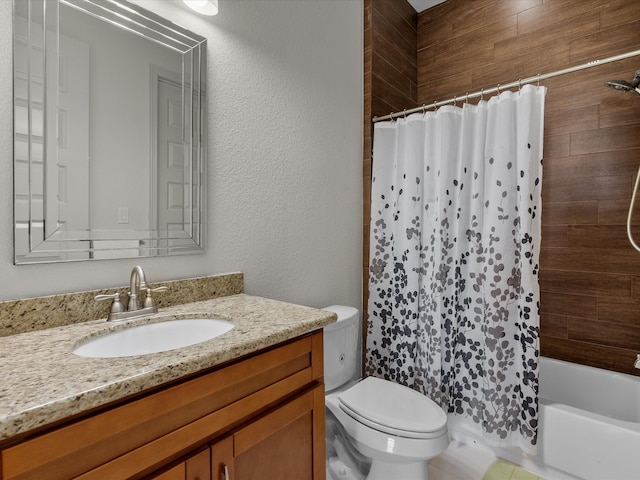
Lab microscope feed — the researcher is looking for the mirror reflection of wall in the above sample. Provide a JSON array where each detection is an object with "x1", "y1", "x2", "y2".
[
  {"x1": 13, "y1": 0, "x2": 207, "y2": 264},
  {"x1": 60, "y1": 4, "x2": 182, "y2": 232}
]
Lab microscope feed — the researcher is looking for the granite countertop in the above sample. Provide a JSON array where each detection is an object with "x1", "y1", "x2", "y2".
[{"x1": 0, "y1": 293, "x2": 337, "y2": 442}]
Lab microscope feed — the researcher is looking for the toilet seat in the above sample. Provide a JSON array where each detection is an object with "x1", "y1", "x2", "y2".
[{"x1": 338, "y1": 376, "x2": 447, "y2": 439}]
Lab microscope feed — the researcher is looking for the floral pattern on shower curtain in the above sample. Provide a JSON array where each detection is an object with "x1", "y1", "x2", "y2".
[{"x1": 366, "y1": 85, "x2": 546, "y2": 454}]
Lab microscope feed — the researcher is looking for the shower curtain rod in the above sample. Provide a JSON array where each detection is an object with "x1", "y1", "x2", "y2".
[{"x1": 372, "y1": 48, "x2": 640, "y2": 123}]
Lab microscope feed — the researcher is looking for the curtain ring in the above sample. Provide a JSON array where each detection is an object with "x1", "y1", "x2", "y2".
[
  {"x1": 480, "y1": 88, "x2": 484, "y2": 101},
  {"x1": 433, "y1": 100, "x2": 438, "y2": 111},
  {"x1": 403, "y1": 109, "x2": 407, "y2": 119},
  {"x1": 453, "y1": 95, "x2": 457, "y2": 106},
  {"x1": 518, "y1": 79, "x2": 522, "y2": 91},
  {"x1": 497, "y1": 84, "x2": 501, "y2": 94},
  {"x1": 537, "y1": 74, "x2": 541, "y2": 86},
  {"x1": 465, "y1": 92, "x2": 469, "y2": 104},
  {"x1": 421, "y1": 104, "x2": 427, "y2": 116},
  {"x1": 390, "y1": 112, "x2": 395, "y2": 123}
]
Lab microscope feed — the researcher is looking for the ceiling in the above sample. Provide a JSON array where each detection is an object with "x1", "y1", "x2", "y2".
[{"x1": 406, "y1": 0, "x2": 447, "y2": 13}]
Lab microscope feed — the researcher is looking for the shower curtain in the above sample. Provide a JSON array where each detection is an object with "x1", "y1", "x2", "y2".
[{"x1": 367, "y1": 85, "x2": 546, "y2": 454}]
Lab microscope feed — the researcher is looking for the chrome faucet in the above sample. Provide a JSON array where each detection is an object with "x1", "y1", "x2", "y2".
[
  {"x1": 95, "y1": 265, "x2": 167, "y2": 321},
  {"x1": 128, "y1": 265, "x2": 148, "y2": 311}
]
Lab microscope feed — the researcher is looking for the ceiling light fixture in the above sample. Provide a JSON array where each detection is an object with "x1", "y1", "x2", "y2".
[{"x1": 183, "y1": 0, "x2": 218, "y2": 16}]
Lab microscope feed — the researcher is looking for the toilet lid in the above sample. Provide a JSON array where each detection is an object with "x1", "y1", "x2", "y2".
[{"x1": 338, "y1": 376, "x2": 447, "y2": 438}]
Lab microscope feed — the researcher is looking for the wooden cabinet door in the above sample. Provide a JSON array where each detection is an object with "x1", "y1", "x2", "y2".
[
  {"x1": 233, "y1": 385, "x2": 325, "y2": 480},
  {"x1": 186, "y1": 448, "x2": 211, "y2": 480},
  {"x1": 211, "y1": 436, "x2": 233, "y2": 480}
]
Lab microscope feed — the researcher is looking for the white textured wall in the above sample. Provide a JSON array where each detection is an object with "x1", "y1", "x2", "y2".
[{"x1": 0, "y1": 0, "x2": 363, "y2": 311}]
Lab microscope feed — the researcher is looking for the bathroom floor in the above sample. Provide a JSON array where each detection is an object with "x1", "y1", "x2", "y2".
[
  {"x1": 429, "y1": 441, "x2": 551, "y2": 480},
  {"x1": 428, "y1": 441, "x2": 498, "y2": 480},
  {"x1": 327, "y1": 436, "x2": 552, "y2": 480}
]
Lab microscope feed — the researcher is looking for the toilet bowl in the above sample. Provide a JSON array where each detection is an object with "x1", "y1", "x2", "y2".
[{"x1": 323, "y1": 305, "x2": 449, "y2": 480}]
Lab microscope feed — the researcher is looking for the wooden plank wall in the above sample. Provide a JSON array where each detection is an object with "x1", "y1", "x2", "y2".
[{"x1": 364, "y1": 0, "x2": 640, "y2": 376}]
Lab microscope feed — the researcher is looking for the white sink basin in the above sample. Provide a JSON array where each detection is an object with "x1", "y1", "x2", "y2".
[{"x1": 73, "y1": 318, "x2": 234, "y2": 358}]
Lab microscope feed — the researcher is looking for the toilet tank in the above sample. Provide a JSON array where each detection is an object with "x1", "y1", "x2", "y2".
[{"x1": 322, "y1": 305, "x2": 359, "y2": 392}]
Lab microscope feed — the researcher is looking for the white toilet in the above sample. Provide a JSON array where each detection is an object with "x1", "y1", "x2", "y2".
[{"x1": 323, "y1": 305, "x2": 449, "y2": 480}]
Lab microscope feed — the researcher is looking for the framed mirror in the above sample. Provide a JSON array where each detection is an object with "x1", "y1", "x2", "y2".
[{"x1": 13, "y1": 0, "x2": 207, "y2": 264}]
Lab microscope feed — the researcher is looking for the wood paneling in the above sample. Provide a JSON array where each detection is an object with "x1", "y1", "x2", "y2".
[
  {"x1": 363, "y1": 0, "x2": 640, "y2": 376},
  {"x1": 570, "y1": 124, "x2": 640, "y2": 155},
  {"x1": 539, "y1": 269, "x2": 631, "y2": 298},
  {"x1": 543, "y1": 150, "x2": 640, "y2": 180},
  {"x1": 541, "y1": 336, "x2": 640, "y2": 375},
  {"x1": 370, "y1": 0, "x2": 417, "y2": 118},
  {"x1": 540, "y1": 313, "x2": 567, "y2": 339}
]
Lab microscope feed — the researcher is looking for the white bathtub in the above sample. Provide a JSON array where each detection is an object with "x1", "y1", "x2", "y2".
[{"x1": 496, "y1": 356, "x2": 640, "y2": 480}]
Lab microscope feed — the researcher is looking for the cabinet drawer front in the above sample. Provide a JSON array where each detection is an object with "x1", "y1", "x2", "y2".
[{"x1": 1, "y1": 332, "x2": 323, "y2": 480}]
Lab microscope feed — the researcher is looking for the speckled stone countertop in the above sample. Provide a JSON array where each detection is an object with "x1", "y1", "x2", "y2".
[
  {"x1": 0, "y1": 293, "x2": 336, "y2": 442},
  {"x1": 0, "y1": 272, "x2": 245, "y2": 337}
]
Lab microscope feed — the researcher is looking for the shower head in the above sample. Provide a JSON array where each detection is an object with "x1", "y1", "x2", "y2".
[{"x1": 605, "y1": 69, "x2": 640, "y2": 95}]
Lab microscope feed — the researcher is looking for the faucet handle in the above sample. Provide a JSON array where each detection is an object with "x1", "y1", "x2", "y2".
[
  {"x1": 95, "y1": 293, "x2": 126, "y2": 314},
  {"x1": 142, "y1": 286, "x2": 168, "y2": 309}
]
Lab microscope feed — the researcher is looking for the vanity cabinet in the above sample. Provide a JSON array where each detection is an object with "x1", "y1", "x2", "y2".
[
  {"x1": 151, "y1": 383, "x2": 323, "y2": 480},
  {"x1": 0, "y1": 332, "x2": 325, "y2": 480}
]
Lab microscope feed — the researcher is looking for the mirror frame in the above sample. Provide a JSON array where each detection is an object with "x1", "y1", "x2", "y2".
[{"x1": 13, "y1": 0, "x2": 207, "y2": 264}]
